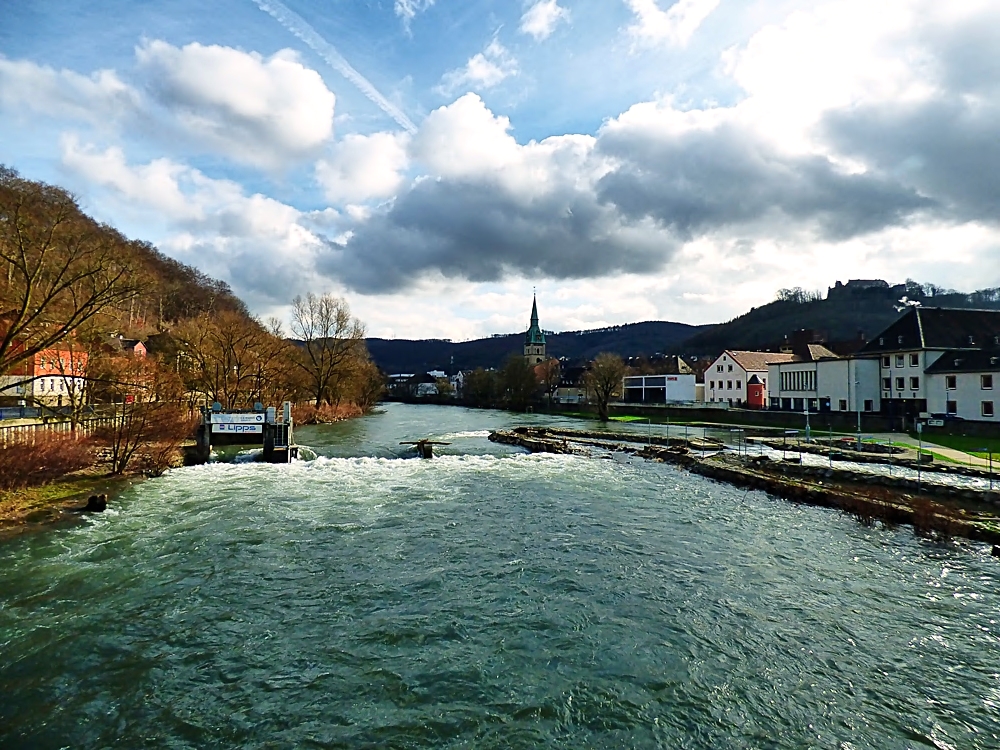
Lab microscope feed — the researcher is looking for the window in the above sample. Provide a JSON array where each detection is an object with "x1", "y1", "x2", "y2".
[
  {"x1": 946, "y1": 375, "x2": 956, "y2": 390},
  {"x1": 895, "y1": 355, "x2": 904, "y2": 367},
  {"x1": 882, "y1": 356, "x2": 890, "y2": 367},
  {"x1": 709, "y1": 380, "x2": 715, "y2": 389},
  {"x1": 897, "y1": 335, "x2": 904, "y2": 345},
  {"x1": 895, "y1": 377, "x2": 905, "y2": 390},
  {"x1": 736, "y1": 380, "x2": 742, "y2": 389},
  {"x1": 946, "y1": 400, "x2": 957, "y2": 415},
  {"x1": 864, "y1": 400, "x2": 874, "y2": 412},
  {"x1": 727, "y1": 364, "x2": 733, "y2": 372},
  {"x1": 879, "y1": 337, "x2": 884, "y2": 345},
  {"x1": 762, "y1": 379, "x2": 766, "y2": 388},
  {"x1": 983, "y1": 401, "x2": 995, "y2": 418},
  {"x1": 882, "y1": 377, "x2": 892, "y2": 390},
  {"x1": 717, "y1": 365, "x2": 723, "y2": 372},
  {"x1": 910, "y1": 353, "x2": 919, "y2": 367},
  {"x1": 727, "y1": 380, "x2": 733, "y2": 390},
  {"x1": 909, "y1": 377, "x2": 920, "y2": 390},
  {"x1": 983, "y1": 374, "x2": 994, "y2": 390},
  {"x1": 839, "y1": 399, "x2": 848, "y2": 411}
]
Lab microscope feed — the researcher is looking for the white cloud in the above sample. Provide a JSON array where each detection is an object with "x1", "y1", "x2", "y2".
[
  {"x1": 60, "y1": 138, "x2": 328, "y2": 305},
  {"x1": 624, "y1": 0, "x2": 721, "y2": 47},
  {"x1": 0, "y1": 55, "x2": 139, "y2": 124},
  {"x1": 315, "y1": 131, "x2": 411, "y2": 204},
  {"x1": 520, "y1": 1, "x2": 571, "y2": 41},
  {"x1": 395, "y1": 0, "x2": 434, "y2": 26},
  {"x1": 136, "y1": 40, "x2": 336, "y2": 169},
  {"x1": 436, "y1": 40, "x2": 519, "y2": 96}
]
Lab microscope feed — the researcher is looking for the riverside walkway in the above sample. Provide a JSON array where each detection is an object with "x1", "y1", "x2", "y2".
[{"x1": 872, "y1": 433, "x2": 996, "y2": 470}]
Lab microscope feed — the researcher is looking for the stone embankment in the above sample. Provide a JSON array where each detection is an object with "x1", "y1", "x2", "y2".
[{"x1": 490, "y1": 427, "x2": 1000, "y2": 545}]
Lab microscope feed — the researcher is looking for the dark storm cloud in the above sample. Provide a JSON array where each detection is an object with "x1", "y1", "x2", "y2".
[
  {"x1": 823, "y1": 100, "x2": 1000, "y2": 225},
  {"x1": 320, "y1": 177, "x2": 676, "y2": 294},
  {"x1": 820, "y1": 12, "x2": 1000, "y2": 227},
  {"x1": 595, "y1": 121, "x2": 934, "y2": 241}
]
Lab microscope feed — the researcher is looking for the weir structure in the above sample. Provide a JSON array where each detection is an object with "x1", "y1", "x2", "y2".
[{"x1": 195, "y1": 401, "x2": 297, "y2": 463}]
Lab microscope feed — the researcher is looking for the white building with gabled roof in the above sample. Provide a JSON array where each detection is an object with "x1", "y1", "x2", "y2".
[{"x1": 705, "y1": 350, "x2": 796, "y2": 406}]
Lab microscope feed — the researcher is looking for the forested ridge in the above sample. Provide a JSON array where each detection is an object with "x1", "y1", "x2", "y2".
[{"x1": 0, "y1": 167, "x2": 381, "y2": 476}]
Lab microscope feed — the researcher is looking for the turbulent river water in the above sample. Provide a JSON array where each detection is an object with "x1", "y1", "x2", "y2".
[{"x1": 2, "y1": 403, "x2": 1000, "y2": 749}]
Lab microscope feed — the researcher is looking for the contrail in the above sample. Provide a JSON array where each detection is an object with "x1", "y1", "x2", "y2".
[{"x1": 252, "y1": 0, "x2": 418, "y2": 133}]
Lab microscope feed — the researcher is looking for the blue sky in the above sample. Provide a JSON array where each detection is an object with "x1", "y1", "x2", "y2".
[{"x1": 2, "y1": 0, "x2": 999, "y2": 339}]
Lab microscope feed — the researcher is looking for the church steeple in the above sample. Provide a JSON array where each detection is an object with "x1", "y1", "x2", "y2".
[{"x1": 524, "y1": 293, "x2": 546, "y2": 365}]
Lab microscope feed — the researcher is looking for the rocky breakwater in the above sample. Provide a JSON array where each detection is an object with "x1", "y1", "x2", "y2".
[{"x1": 490, "y1": 427, "x2": 1000, "y2": 545}]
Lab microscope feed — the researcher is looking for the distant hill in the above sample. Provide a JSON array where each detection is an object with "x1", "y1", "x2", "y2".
[
  {"x1": 680, "y1": 280, "x2": 1000, "y2": 354},
  {"x1": 367, "y1": 320, "x2": 706, "y2": 374}
]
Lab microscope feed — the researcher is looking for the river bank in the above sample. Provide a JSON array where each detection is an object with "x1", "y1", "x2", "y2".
[
  {"x1": 491, "y1": 426, "x2": 1000, "y2": 546},
  {"x1": 0, "y1": 470, "x2": 142, "y2": 540}
]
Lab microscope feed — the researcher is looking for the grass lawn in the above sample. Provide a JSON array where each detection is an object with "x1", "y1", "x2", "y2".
[{"x1": 909, "y1": 433, "x2": 1000, "y2": 460}]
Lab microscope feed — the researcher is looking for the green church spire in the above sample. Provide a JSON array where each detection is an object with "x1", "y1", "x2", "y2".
[{"x1": 525, "y1": 294, "x2": 545, "y2": 345}]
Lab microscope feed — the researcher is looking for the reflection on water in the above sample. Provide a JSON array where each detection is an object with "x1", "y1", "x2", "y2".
[{"x1": 1, "y1": 403, "x2": 999, "y2": 749}]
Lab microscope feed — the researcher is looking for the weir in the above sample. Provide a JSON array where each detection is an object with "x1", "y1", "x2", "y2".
[{"x1": 194, "y1": 401, "x2": 298, "y2": 463}]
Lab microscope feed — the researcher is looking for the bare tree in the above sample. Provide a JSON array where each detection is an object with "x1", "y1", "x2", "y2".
[
  {"x1": 49, "y1": 337, "x2": 91, "y2": 429},
  {"x1": 172, "y1": 311, "x2": 298, "y2": 409},
  {"x1": 0, "y1": 168, "x2": 143, "y2": 381},
  {"x1": 350, "y1": 359, "x2": 386, "y2": 412},
  {"x1": 586, "y1": 352, "x2": 627, "y2": 422},
  {"x1": 538, "y1": 358, "x2": 560, "y2": 410},
  {"x1": 501, "y1": 355, "x2": 537, "y2": 411},
  {"x1": 91, "y1": 355, "x2": 192, "y2": 475},
  {"x1": 290, "y1": 293, "x2": 366, "y2": 407}
]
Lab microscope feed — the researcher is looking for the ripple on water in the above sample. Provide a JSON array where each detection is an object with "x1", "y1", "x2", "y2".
[{"x1": 2, "y1": 406, "x2": 1000, "y2": 748}]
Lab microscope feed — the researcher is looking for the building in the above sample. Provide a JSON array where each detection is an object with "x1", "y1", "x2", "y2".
[
  {"x1": 107, "y1": 334, "x2": 147, "y2": 358},
  {"x1": 705, "y1": 350, "x2": 796, "y2": 406},
  {"x1": 523, "y1": 295, "x2": 546, "y2": 366},
  {"x1": 622, "y1": 374, "x2": 696, "y2": 403},
  {"x1": 553, "y1": 364, "x2": 588, "y2": 404},
  {"x1": 858, "y1": 307, "x2": 1000, "y2": 422},
  {"x1": 768, "y1": 347, "x2": 880, "y2": 414},
  {"x1": 924, "y1": 351, "x2": 1000, "y2": 422},
  {"x1": 0, "y1": 346, "x2": 90, "y2": 407}
]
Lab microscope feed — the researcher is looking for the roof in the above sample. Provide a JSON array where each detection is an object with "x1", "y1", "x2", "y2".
[
  {"x1": 860, "y1": 307, "x2": 1000, "y2": 354},
  {"x1": 725, "y1": 350, "x2": 797, "y2": 372},
  {"x1": 925, "y1": 350, "x2": 1000, "y2": 374}
]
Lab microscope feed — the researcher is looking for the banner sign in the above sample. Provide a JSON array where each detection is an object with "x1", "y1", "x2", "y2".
[
  {"x1": 211, "y1": 413, "x2": 265, "y2": 425},
  {"x1": 212, "y1": 423, "x2": 263, "y2": 434}
]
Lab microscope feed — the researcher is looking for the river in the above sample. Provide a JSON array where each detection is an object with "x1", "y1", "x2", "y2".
[{"x1": 2, "y1": 403, "x2": 999, "y2": 748}]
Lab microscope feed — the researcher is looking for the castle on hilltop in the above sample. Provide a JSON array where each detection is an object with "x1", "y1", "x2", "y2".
[{"x1": 524, "y1": 295, "x2": 547, "y2": 366}]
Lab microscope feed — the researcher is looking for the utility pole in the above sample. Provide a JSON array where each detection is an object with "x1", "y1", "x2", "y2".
[
  {"x1": 916, "y1": 421, "x2": 923, "y2": 493},
  {"x1": 853, "y1": 358, "x2": 862, "y2": 452}
]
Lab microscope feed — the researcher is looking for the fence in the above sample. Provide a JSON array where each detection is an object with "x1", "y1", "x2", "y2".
[
  {"x1": 0, "y1": 416, "x2": 121, "y2": 448},
  {"x1": 0, "y1": 406, "x2": 43, "y2": 421}
]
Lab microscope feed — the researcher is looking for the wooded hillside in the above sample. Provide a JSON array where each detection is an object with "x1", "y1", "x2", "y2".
[{"x1": 366, "y1": 320, "x2": 706, "y2": 374}]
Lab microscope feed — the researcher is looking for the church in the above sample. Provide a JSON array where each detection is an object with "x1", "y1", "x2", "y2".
[{"x1": 523, "y1": 295, "x2": 547, "y2": 365}]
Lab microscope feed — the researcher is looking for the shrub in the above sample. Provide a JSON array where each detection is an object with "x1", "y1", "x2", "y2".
[
  {"x1": 0, "y1": 432, "x2": 96, "y2": 490},
  {"x1": 291, "y1": 402, "x2": 362, "y2": 425}
]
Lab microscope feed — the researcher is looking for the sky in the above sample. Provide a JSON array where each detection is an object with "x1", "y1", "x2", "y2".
[{"x1": 2, "y1": 0, "x2": 999, "y2": 340}]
